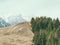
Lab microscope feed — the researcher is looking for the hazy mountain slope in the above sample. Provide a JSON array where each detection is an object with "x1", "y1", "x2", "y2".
[
  {"x1": 0, "y1": 22, "x2": 34, "y2": 45},
  {"x1": 8, "y1": 15, "x2": 26, "y2": 25},
  {"x1": 0, "y1": 18, "x2": 10, "y2": 28}
]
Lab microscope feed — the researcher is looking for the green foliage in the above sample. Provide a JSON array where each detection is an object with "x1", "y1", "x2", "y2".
[{"x1": 31, "y1": 17, "x2": 60, "y2": 45}]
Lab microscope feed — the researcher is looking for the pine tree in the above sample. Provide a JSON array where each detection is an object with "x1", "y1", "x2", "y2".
[{"x1": 31, "y1": 17, "x2": 60, "y2": 45}]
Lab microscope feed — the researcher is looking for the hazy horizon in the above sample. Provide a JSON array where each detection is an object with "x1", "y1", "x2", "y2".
[{"x1": 0, "y1": 0, "x2": 60, "y2": 21}]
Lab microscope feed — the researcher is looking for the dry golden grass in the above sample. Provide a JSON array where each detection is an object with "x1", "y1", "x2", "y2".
[{"x1": 0, "y1": 22, "x2": 34, "y2": 45}]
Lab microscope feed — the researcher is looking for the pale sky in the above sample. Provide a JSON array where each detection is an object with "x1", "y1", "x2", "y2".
[{"x1": 0, "y1": 0, "x2": 60, "y2": 20}]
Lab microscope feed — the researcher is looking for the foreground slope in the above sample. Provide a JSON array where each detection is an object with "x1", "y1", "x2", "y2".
[{"x1": 0, "y1": 22, "x2": 34, "y2": 45}]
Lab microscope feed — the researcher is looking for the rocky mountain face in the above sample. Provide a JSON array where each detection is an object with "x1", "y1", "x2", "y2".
[
  {"x1": 0, "y1": 18, "x2": 10, "y2": 28},
  {"x1": 0, "y1": 22, "x2": 34, "y2": 45},
  {"x1": 0, "y1": 15, "x2": 26, "y2": 28},
  {"x1": 8, "y1": 15, "x2": 26, "y2": 25}
]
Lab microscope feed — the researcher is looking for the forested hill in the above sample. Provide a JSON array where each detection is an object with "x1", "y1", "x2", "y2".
[{"x1": 31, "y1": 17, "x2": 60, "y2": 45}]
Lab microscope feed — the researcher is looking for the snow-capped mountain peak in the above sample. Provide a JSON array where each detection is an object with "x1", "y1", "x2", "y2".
[{"x1": 8, "y1": 15, "x2": 26, "y2": 25}]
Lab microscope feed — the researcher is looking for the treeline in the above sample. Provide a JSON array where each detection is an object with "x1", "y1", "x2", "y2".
[{"x1": 31, "y1": 17, "x2": 60, "y2": 45}]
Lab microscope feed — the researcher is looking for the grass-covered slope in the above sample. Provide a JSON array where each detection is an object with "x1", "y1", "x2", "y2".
[{"x1": 0, "y1": 22, "x2": 33, "y2": 45}]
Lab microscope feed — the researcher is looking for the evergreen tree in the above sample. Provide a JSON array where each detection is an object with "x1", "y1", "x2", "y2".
[
  {"x1": 31, "y1": 17, "x2": 60, "y2": 45},
  {"x1": 31, "y1": 18, "x2": 36, "y2": 33}
]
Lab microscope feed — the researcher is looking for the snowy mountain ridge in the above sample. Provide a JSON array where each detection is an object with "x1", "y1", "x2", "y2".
[
  {"x1": 0, "y1": 15, "x2": 26, "y2": 28},
  {"x1": 8, "y1": 15, "x2": 26, "y2": 25}
]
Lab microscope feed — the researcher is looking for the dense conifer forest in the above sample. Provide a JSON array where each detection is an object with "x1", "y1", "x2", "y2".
[{"x1": 31, "y1": 17, "x2": 60, "y2": 45}]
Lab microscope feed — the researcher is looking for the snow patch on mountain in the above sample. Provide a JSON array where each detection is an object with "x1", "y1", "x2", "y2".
[
  {"x1": 0, "y1": 17, "x2": 10, "y2": 28},
  {"x1": 8, "y1": 15, "x2": 26, "y2": 25}
]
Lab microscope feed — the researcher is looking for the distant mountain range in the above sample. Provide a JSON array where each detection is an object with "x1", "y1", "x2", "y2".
[
  {"x1": 8, "y1": 15, "x2": 26, "y2": 25},
  {"x1": 0, "y1": 18, "x2": 10, "y2": 28},
  {"x1": 0, "y1": 15, "x2": 26, "y2": 28}
]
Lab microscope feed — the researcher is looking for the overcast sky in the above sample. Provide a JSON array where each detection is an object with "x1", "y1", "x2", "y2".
[{"x1": 0, "y1": 0, "x2": 60, "y2": 20}]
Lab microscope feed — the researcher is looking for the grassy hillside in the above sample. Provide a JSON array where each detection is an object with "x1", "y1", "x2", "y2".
[{"x1": 0, "y1": 22, "x2": 34, "y2": 45}]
